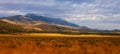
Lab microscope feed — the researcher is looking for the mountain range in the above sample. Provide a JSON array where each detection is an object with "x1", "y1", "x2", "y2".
[{"x1": 0, "y1": 14, "x2": 120, "y2": 34}]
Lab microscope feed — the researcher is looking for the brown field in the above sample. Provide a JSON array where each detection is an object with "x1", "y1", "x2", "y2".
[{"x1": 0, "y1": 34, "x2": 120, "y2": 54}]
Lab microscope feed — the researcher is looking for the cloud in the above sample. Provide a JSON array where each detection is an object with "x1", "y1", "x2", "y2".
[{"x1": 0, "y1": 10, "x2": 25, "y2": 15}]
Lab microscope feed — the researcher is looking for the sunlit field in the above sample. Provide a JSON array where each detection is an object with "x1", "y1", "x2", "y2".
[{"x1": 0, "y1": 34, "x2": 120, "y2": 54}]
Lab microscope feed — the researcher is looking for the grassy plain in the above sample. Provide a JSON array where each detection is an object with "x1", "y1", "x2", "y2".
[{"x1": 0, "y1": 33, "x2": 120, "y2": 54}]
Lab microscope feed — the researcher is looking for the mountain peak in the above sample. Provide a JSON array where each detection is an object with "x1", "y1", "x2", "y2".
[
  {"x1": 26, "y1": 13, "x2": 37, "y2": 16},
  {"x1": 27, "y1": 13, "x2": 35, "y2": 15},
  {"x1": 5, "y1": 15, "x2": 31, "y2": 21},
  {"x1": 11, "y1": 15, "x2": 23, "y2": 18}
]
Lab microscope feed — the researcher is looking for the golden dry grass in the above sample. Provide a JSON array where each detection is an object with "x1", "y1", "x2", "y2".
[
  {"x1": 0, "y1": 35, "x2": 120, "y2": 54},
  {"x1": 0, "y1": 33, "x2": 120, "y2": 37}
]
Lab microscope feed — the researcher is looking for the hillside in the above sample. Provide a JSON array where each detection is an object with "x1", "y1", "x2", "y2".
[
  {"x1": 0, "y1": 14, "x2": 80, "y2": 34},
  {"x1": 0, "y1": 20, "x2": 25, "y2": 33}
]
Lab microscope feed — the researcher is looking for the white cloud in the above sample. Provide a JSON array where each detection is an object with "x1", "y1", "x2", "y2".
[{"x1": 0, "y1": 10, "x2": 25, "y2": 15}]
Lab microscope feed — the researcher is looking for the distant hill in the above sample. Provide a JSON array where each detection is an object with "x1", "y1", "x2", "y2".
[
  {"x1": 0, "y1": 14, "x2": 80, "y2": 33},
  {"x1": 0, "y1": 14, "x2": 120, "y2": 34}
]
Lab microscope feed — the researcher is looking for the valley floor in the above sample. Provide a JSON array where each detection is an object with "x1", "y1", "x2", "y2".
[{"x1": 0, "y1": 34, "x2": 120, "y2": 54}]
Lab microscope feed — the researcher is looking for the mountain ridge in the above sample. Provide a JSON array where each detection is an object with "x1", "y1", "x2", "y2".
[{"x1": 0, "y1": 14, "x2": 81, "y2": 33}]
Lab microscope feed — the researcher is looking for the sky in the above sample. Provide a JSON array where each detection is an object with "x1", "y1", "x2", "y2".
[{"x1": 0, "y1": 0, "x2": 120, "y2": 30}]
